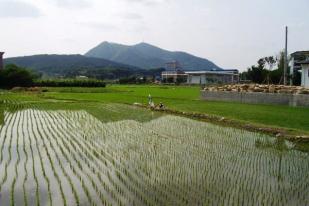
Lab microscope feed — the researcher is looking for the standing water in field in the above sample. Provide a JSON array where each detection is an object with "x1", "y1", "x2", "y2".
[{"x1": 0, "y1": 106, "x2": 308, "y2": 206}]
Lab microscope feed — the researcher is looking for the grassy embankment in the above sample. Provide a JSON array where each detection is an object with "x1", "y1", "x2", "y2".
[
  {"x1": 1, "y1": 85, "x2": 309, "y2": 136},
  {"x1": 37, "y1": 85, "x2": 309, "y2": 135}
]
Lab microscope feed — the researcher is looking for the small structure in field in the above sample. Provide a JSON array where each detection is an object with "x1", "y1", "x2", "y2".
[
  {"x1": 161, "y1": 61, "x2": 187, "y2": 83},
  {"x1": 300, "y1": 60, "x2": 309, "y2": 88},
  {"x1": 290, "y1": 51, "x2": 309, "y2": 87},
  {"x1": 0, "y1": 52, "x2": 4, "y2": 70},
  {"x1": 186, "y1": 70, "x2": 239, "y2": 85},
  {"x1": 161, "y1": 60, "x2": 239, "y2": 84},
  {"x1": 76, "y1": 75, "x2": 89, "y2": 80}
]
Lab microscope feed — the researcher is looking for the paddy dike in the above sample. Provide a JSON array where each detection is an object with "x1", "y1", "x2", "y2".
[{"x1": 136, "y1": 104, "x2": 309, "y2": 145}]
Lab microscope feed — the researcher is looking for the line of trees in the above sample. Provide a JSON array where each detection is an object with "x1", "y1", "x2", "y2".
[
  {"x1": 0, "y1": 64, "x2": 106, "y2": 89},
  {"x1": 241, "y1": 51, "x2": 301, "y2": 85},
  {"x1": 0, "y1": 64, "x2": 36, "y2": 88},
  {"x1": 34, "y1": 79, "x2": 106, "y2": 87}
]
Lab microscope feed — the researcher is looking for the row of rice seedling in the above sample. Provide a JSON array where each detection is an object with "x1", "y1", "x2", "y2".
[
  {"x1": 21, "y1": 111, "x2": 29, "y2": 206},
  {"x1": 37, "y1": 109, "x2": 99, "y2": 206},
  {"x1": 0, "y1": 102, "x2": 308, "y2": 206},
  {"x1": 55, "y1": 110, "x2": 155, "y2": 205},
  {"x1": 65, "y1": 111, "x2": 208, "y2": 204},
  {"x1": 69, "y1": 111, "x2": 309, "y2": 205},
  {"x1": 30, "y1": 108, "x2": 75, "y2": 206},
  {"x1": 10, "y1": 110, "x2": 24, "y2": 206},
  {"x1": 45, "y1": 110, "x2": 117, "y2": 206},
  {"x1": 56, "y1": 111, "x2": 155, "y2": 205},
  {"x1": 26, "y1": 111, "x2": 40, "y2": 206},
  {"x1": 0, "y1": 111, "x2": 21, "y2": 205},
  {"x1": 29, "y1": 110, "x2": 54, "y2": 206}
]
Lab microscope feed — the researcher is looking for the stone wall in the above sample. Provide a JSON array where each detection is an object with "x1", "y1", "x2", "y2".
[
  {"x1": 201, "y1": 91, "x2": 309, "y2": 107},
  {"x1": 204, "y1": 84, "x2": 309, "y2": 94}
]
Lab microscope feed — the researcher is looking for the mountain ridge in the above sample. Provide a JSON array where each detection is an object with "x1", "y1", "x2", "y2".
[
  {"x1": 3, "y1": 54, "x2": 163, "y2": 79},
  {"x1": 85, "y1": 42, "x2": 223, "y2": 71}
]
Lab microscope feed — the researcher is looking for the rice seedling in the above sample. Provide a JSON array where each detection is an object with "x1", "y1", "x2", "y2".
[{"x1": 0, "y1": 101, "x2": 308, "y2": 206}]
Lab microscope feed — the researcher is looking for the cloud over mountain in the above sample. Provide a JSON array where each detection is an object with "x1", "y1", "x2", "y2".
[{"x1": 0, "y1": 1, "x2": 41, "y2": 18}]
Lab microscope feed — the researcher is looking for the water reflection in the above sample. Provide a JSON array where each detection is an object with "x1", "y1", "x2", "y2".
[{"x1": 0, "y1": 108, "x2": 308, "y2": 206}]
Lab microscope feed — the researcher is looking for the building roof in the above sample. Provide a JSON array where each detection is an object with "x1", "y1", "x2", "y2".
[
  {"x1": 291, "y1": 51, "x2": 309, "y2": 57},
  {"x1": 185, "y1": 71, "x2": 238, "y2": 75},
  {"x1": 299, "y1": 59, "x2": 309, "y2": 65}
]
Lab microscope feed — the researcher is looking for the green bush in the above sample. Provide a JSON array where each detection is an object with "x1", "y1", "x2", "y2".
[
  {"x1": 0, "y1": 64, "x2": 36, "y2": 88},
  {"x1": 34, "y1": 79, "x2": 106, "y2": 87}
]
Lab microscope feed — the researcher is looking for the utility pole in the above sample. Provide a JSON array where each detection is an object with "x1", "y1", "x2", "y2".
[
  {"x1": 0, "y1": 52, "x2": 4, "y2": 70},
  {"x1": 284, "y1": 26, "x2": 288, "y2": 85}
]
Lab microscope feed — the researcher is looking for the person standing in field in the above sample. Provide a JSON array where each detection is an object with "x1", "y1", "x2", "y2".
[
  {"x1": 148, "y1": 94, "x2": 152, "y2": 105},
  {"x1": 148, "y1": 94, "x2": 155, "y2": 108}
]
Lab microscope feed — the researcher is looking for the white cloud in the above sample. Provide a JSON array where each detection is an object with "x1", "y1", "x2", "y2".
[
  {"x1": 124, "y1": 0, "x2": 168, "y2": 6},
  {"x1": 78, "y1": 21, "x2": 118, "y2": 31},
  {"x1": 51, "y1": 0, "x2": 92, "y2": 9},
  {"x1": 121, "y1": 12, "x2": 143, "y2": 20},
  {"x1": 0, "y1": 1, "x2": 41, "y2": 18}
]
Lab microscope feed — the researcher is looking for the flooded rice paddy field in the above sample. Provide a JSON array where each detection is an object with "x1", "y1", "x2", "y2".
[{"x1": 0, "y1": 102, "x2": 308, "y2": 206}]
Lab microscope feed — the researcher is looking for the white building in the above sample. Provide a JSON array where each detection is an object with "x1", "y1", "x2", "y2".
[
  {"x1": 290, "y1": 51, "x2": 309, "y2": 86},
  {"x1": 186, "y1": 70, "x2": 239, "y2": 85},
  {"x1": 301, "y1": 60, "x2": 309, "y2": 88}
]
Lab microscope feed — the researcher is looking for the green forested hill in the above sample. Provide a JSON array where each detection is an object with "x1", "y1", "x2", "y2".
[
  {"x1": 85, "y1": 42, "x2": 223, "y2": 70},
  {"x1": 4, "y1": 54, "x2": 162, "y2": 79}
]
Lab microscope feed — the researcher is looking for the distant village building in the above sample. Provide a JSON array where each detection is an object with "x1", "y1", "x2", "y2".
[
  {"x1": 165, "y1": 61, "x2": 181, "y2": 71},
  {"x1": 76, "y1": 75, "x2": 89, "y2": 80},
  {"x1": 0, "y1": 52, "x2": 4, "y2": 70},
  {"x1": 186, "y1": 70, "x2": 239, "y2": 85},
  {"x1": 161, "y1": 61, "x2": 187, "y2": 83},
  {"x1": 300, "y1": 60, "x2": 309, "y2": 88},
  {"x1": 290, "y1": 51, "x2": 309, "y2": 88},
  {"x1": 161, "y1": 60, "x2": 239, "y2": 85}
]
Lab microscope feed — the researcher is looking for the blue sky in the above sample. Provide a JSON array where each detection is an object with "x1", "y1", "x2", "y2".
[{"x1": 0, "y1": 0, "x2": 308, "y2": 70}]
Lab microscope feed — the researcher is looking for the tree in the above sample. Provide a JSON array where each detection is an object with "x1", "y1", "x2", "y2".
[
  {"x1": 0, "y1": 64, "x2": 36, "y2": 88},
  {"x1": 241, "y1": 51, "x2": 293, "y2": 85},
  {"x1": 269, "y1": 51, "x2": 285, "y2": 84},
  {"x1": 245, "y1": 58, "x2": 269, "y2": 84}
]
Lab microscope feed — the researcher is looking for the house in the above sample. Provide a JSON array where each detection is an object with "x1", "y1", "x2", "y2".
[
  {"x1": 161, "y1": 61, "x2": 187, "y2": 83},
  {"x1": 161, "y1": 70, "x2": 187, "y2": 83},
  {"x1": 290, "y1": 51, "x2": 309, "y2": 85},
  {"x1": 161, "y1": 60, "x2": 239, "y2": 85},
  {"x1": 300, "y1": 60, "x2": 309, "y2": 88},
  {"x1": 76, "y1": 75, "x2": 89, "y2": 80},
  {"x1": 186, "y1": 70, "x2": 239, "y2": 85}
]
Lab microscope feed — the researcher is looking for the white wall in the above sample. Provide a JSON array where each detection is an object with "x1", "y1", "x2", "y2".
[
  {"x1": 188, "y1": 75, "x2": 206, "y2": 84},
  {"x1": 301, "y1": 64, "x2": 309, "y2": 88}
]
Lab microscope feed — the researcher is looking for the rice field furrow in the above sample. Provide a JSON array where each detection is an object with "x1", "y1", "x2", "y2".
[
  {"x1": 39, "y1": 110, "x2": 98, "y2": 206},
  {"x1": 26, "y1": 110, "x2": 40, "y2": 206},
  {"x1": 59, "y1": 111, "x2": 195, "y2": 205},
  {"x1": 0, "y1": 111, "x2": 21, "y2": 205},
  {"x1": 43, "y1": 110, "x2": 113, "y2": 206},
  {"x1": 29, "y1": 109, "x2": 70, "y2": 206},
  {"x1": 55, "y1": 111, "x2": 159, "y2": 205},
  {"x1": 10, "y1": 110, "x2": 25, "y2": 206},
  {"x1": 21, "y1": 111, "x2": 29, "y2": 206},
  {"x1": 0, "y1": 112, "x2": 16, "y2": 164},
  {"x1": 88, "y1": 120, "x2": 190, "y2": 204},
  {"x1": 0, "y1": 100, "x2": 308, "y2": 206},
  {"x1": 29, "y1": 110, "x2": 53, "y2": 206}
]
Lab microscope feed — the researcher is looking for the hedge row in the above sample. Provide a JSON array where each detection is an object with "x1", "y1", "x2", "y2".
[{"x1": 34, "y1": 79, "x2": 106, "y2": 87}]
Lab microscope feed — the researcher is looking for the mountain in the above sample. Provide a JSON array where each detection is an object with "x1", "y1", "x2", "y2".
[
  {"x1": 85, "y1": 42, "x2": 223, "y2": 71},
  {"x1": 4, "y1": 54, "x2": 160, "y2": 79}
]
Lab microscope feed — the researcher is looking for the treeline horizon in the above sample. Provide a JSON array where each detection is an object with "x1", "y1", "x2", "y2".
[
  {"x1": 0, "y1": 64, "x2": 106, "y2": 89},
  {"x1": 240, "y1": 51, "x2": 301, "y2": 85}
]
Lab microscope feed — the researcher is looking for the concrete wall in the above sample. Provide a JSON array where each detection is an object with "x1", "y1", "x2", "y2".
[
  {"x1": 201, "y1": 91, "x2": 309, "y2": 107},
  {"x1": 301, "y1": 64, "x2": 309, "y2": 89}
]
